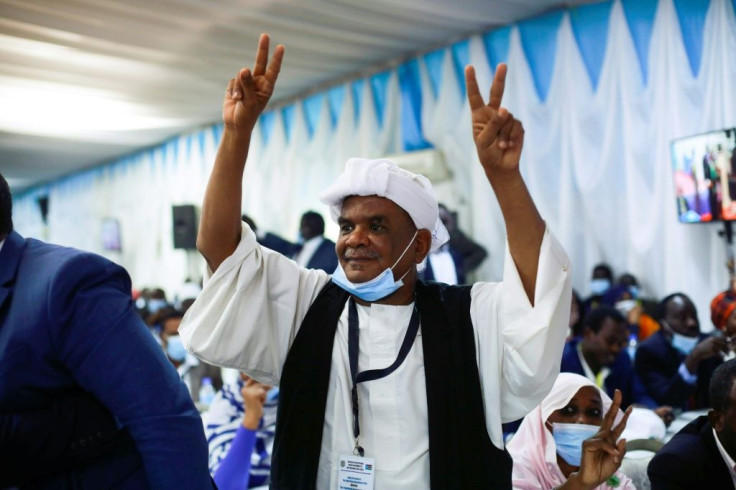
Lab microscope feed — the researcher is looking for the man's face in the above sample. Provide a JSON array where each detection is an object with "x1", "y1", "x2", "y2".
[
  {"x1": 582, "y1": 317, "x2": 629, "y2": 368},
  {"x1": 336, "y1": 195, "x2": 421, "y2": 284},
  {"x1": 710, "y1": 381, "x2": 736, "y2": 460},
  {"x1": 664, "y1": 295, "x2": 699, "y2": 338}
]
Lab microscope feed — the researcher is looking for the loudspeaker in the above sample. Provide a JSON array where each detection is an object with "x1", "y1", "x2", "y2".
[{"x1": 172, "y1": 205, "x2": 198, "y2": 249}]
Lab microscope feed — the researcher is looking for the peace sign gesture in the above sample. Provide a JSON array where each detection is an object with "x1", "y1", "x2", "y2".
[
  {"x1": 224, "y1": 33, "x2": 285, "y2": 132},
  {"x1": 465, "y1": 64, "x2": 524, "y2": 175},
  {"x1": 574, "y1": 389, "x2": 633, "y2": 489}
]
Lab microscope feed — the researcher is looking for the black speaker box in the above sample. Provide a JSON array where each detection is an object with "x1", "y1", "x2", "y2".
[{"x1": 172, "y1": 205, "x2": 198, "y2": 249}]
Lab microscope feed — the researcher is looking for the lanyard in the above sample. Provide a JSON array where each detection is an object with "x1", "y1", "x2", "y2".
[{"x1": 348, "y1": 298, "x2": 421, "y2": 457}]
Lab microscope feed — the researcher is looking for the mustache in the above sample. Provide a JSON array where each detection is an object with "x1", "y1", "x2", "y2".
[{"x1": 343, "y1": 248, "x2": 379, "y2": 260}]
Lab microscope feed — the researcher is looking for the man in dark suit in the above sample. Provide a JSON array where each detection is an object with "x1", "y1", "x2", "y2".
[
  {"x1": 0, "y1": 174, "x2": 213, "y2": 488},
  {"x1": 292, "y1": 210, "x2": 337, "y2": 273},
  {"x1": 242, "y1": 214, "x2": 297, "y2": 257},
  {"x1": 561, "y1": 306, "x2": 659, "y2": 410},
  {"x1": 648, "y1": 359, "x2": 736, "y2": 489},
  {"x1": 635, "y1": 292, "x2": 727, "y2": 410}
]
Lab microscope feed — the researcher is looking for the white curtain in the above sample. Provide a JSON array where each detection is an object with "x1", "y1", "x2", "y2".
[{"x1": 12, "y1": 0, "x2": 736, "y2": 329}]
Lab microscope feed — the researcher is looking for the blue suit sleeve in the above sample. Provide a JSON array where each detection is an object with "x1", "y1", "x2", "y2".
[
  {"x1": 214, "y1": 425, "x2": 257, "y2": 490},
  {"x1": 48, "y1": 253, "x2": 213, "y2": 489}
]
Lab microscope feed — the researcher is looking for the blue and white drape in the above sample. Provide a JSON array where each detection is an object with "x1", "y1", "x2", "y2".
[{"x1": 13, "y1": 0, "x2": 736, "y2": 328}]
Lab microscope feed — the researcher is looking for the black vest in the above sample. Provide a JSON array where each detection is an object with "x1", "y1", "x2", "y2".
[{"x1": 270, "y1": 281, "x2": 512, "y2": 489}]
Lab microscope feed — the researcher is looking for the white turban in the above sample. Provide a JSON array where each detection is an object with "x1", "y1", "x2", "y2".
[{"x1": 319, "y1": 157, "x2": 449, "y2": 253}]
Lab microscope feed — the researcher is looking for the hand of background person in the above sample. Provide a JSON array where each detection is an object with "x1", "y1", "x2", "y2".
[
  {"x1": 241, "y1": 377, "x2": 270, "y2": 430},
  {"x1": 464, "y1": 63, "x2": 524, "y2": 176},
  {"x1": 569, "y1": 389, "x2": 632, "y2": 490},
  {"x1": 687, "y1": 336, "x2": 729, "y2": 367},
  {"x1": 223, "y1": 33, "x2": 285, "y2": 132},
  {"x1": 653, "y1": 405, "x2": 675, "y2": 427}
]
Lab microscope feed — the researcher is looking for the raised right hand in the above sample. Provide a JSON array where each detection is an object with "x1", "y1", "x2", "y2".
[
  {"x1": 241, "y1": 376, "x2": 270, "y2": 430},
  {"x1": 224, "y1": 33, "x2": 285, "y2": 132},
  {"x1": 574, "y1": 390, "x2": 632, "y2": 489}
]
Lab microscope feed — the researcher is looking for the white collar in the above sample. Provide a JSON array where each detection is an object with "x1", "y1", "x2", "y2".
[
  {"x1": 0, "y1": 238, "x2": 5, "y2": 253},
  {"x1": 713, "y1": 427, "x2": 736, "y2": 484},
  {"x1": 576, "y1": 341, "x2": 610, "y2": 387}
]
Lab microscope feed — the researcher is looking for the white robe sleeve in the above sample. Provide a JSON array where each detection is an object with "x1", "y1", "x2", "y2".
[
  {"x1": 179, "y1": 222, "x2": 331, "y2": 386},
  {"x1": 471, "y1": 227, "x2": 572, "y2": 449}
]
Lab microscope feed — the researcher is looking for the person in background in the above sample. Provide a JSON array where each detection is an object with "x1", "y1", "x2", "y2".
[
  {"x1": 561, "y1": 306, "x2": 673, "y2": 425},
  {"x1": 614, "y1": 273, "x2": 660, "y2": 342},
  {"x1": 583, "y1": 263, "x2": 614, "y2": 316},
  {"x1": 437, "y1": 202, "x2": 488, "y2": 275},
  {"x1": 291, "y1": 210, "x2": 338, "y2": 273},
  {"x1": 711, "y1": 290, "x2": 736, "y2": 361},
  {"x1": 241, "y1": 214, "x2": 296, "y2": 257},
  {"x1": 635, "y1": 292, "x2": 726, "y2": 410},
  {"x1": 507, "y1": 373, "x2": 634, "y2": 490},
  {"x1": 0, "y1": 173, "x2": 213, "y2": 488},
  {"x1": 158, "y1": 307, "x2": 222, "y2": 402},
  {"x1": 203, "y1": 374, "x2": 278, "y2": 489},
  {"x1": 648, "y1": 359, "x2": 736, "y2": 489}
]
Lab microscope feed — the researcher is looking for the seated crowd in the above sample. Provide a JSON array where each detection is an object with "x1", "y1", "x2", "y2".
[{"x1": 136, "y1": 257, "x2": 736, "y2": 489}]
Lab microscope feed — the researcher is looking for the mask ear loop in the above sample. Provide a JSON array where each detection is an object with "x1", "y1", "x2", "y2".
[{"x1": 390, "y1": 230, "x2": 419, "y2": 270}]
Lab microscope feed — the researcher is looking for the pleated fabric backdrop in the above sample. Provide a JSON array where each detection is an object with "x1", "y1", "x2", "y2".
[{"x1": 12, "y1": 0, "x2": 736, "y2": 328}]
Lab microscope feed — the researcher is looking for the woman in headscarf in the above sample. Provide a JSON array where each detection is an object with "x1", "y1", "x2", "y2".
[{"x1": 507, "y1": 373, "x2": 635, "y2": 489}]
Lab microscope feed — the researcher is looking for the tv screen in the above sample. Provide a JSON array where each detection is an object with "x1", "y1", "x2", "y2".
[
  {"x1": 101, "y1": 217, "x2": 122, "y2": 251},
  {"x1": 671, "y1": 128, "x2": 736, "y2": 223}
]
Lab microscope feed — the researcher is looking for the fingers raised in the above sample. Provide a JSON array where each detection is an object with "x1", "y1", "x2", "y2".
[
  {"x1": 265, "y1": 44, "x2": 285, "y2": 83},
  {"x1": 601, "y1": 389, "x2": 623, "y2": 432},
  {"x1": 253, "y1": 33, "x2": 270, "y2": 77},
  {"x1": 465, "y1": 66, "x2": 486, "y2": 111},
  {"x1": 488, "y1": 63, "x2": 507, "y2": 110}
]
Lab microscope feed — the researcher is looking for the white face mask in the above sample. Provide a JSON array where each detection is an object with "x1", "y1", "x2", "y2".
[{"x1": 331, "y1": 231, "x2": 417, "y2": 302}]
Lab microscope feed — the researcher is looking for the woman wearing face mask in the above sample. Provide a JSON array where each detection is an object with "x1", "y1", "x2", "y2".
[{"x1": 507, "y1": 373, "x2": 634, "y2": 490}]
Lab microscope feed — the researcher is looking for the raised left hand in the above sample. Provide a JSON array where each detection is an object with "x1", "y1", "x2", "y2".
[{"x1": 465, "y1": 63, "x2": 524, "y2": 176}]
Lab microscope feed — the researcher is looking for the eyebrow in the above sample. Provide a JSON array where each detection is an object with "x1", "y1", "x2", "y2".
[{"x1": 337, "y1": 215, "x2": 388, "y2": 225}]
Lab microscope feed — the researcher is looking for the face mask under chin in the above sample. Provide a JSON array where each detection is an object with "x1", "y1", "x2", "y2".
[{"x1": 332, "y1": 231, "x2": 418, "y2": 302}]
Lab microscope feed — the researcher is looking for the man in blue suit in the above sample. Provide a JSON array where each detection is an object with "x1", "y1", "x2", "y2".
[
  {"x1": 292, "y1": 210, "x2": 337, "y2": 273},
  {"x1": 0, "y1": 174, "x2": 213, "y2": 488},
  {"x1": 635, "y1": 292, "x2": 726, "y2": 410},
  {"x1": 561, "y1": 306, "x2": 668, "y2": 415}
]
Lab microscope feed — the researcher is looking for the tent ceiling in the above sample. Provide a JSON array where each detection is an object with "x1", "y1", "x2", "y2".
[{"x1": 1, "y1": 0, "x2": 598, "y2": 192}]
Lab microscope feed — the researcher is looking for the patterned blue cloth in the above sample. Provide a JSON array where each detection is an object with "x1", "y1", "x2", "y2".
[{"x1": 202, "y1": 379, "x2": 277, "y2": 488}]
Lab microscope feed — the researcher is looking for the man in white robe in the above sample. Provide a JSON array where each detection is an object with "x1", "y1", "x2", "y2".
[{"x1": 180, "y1": 33, "x2": 571, "y2": 489}]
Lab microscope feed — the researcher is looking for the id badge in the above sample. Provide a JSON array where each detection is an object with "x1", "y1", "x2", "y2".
[{"x1": 337, "y1": 454, "x2": 375, "y2": 490}]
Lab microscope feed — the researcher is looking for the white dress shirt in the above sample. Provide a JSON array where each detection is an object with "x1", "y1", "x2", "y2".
[
  {"x1": 180, "y1": 222, "x2": 571, "y2": 489},
  {"x1": 427, "y1": 247, "x2": 458, "y2": 285},
  {"x1": 713, "y1": 428, "x2": 736, "y2": 488},
  {"x1": 0, "y1": 238, "x2": 5, "y2": 253},
  {"x1": 294, "y1": 235, "x2": 323, "y2": 267}
]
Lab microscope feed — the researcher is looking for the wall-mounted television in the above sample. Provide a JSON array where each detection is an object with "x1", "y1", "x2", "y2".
[
  {"x1": 101, "y1": 217, "x2": 122, "y2": 251},
  {"x1": 671, "y1": 128, "x2": 736, "y2": 223}
]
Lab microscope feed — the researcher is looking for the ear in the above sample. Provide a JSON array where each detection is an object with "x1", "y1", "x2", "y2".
[
  {"x1": 414, "y1": 229, "x2": 432, "y2": 264},
  {"x1": 709, "y1": 409, "x2": 725, "y2": 431},
  {"x1": 582, "y1": 326, "x2": 595, "y2": 341}
]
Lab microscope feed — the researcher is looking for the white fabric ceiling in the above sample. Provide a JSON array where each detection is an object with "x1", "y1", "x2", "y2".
[{"x1": 0, "y1": 0, "x2": 598, "y2": 191}]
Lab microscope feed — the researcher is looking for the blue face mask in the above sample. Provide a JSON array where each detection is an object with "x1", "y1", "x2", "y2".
[
  {"x1": 671, "y1": 332, "x2": 699, "y2": 355},
  {"x1": 551, "y1": 422, "x2": 600, "y2": 467},
  {"x1": 331, "y1": 231, "x2": 417, "y2": 302},
  {"x1": 166, "y1": 335, "x2": 187, "y2": 362},
  {"x1": 148, "y1": 298, "x2": 168, "y2": 314},
  {"x1": 589, "y1": 278, "x2": 611, "y2": 296}
]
